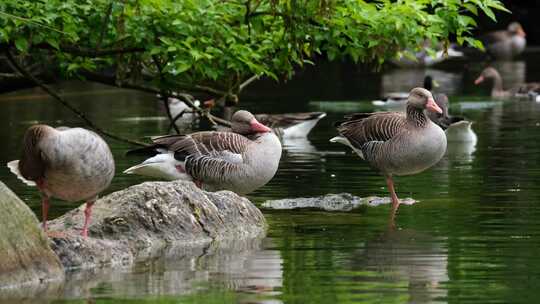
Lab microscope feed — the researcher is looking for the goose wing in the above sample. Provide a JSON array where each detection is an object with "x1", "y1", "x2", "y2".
[
  {"x1": 152, "y1": 131, "x2": 251, "y2": 183},
  {"x1": 335, "y1": 112, "x2": 406, "y2": 149}
]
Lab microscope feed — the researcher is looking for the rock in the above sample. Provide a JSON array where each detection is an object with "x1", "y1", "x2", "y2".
[
  {"x1": 0, "y1": 182, "x2": 64, "y2": 288},
  {"x1": 262, "y1": 193, "x2": 417, "y2": 211},
  {"x1": 47, "y1": 180, "x2": 266, "y2": 269}
]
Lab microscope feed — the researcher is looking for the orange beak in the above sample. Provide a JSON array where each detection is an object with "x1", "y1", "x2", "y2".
[
  {"x1": 518, "y1": 27, "x2": 526, "y2": 37},
  {"x1": 250, "y1": 119, "x2": 272, "y2": 133},
  {"x1": 474, "y1": 75, "x2": 484, "y2": 85},
  {"x1": 426, "y1": 98, "x2": 442, "y2": 114}
]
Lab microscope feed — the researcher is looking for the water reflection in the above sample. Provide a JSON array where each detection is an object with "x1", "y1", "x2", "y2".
[
  {"x1": 381, "y1": 69, "x2": 462, "y2": 96},
  {"x1": 0, "y1": 237, "x2": 283, "y2": 304},
  {"x1": 353, "y1": 227, "x2": 448, "y2": 303}
]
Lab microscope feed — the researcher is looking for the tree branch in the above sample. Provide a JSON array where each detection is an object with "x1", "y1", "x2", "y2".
[{"x1": 5, "y1": 49, "x2": 147, "y2": 147}]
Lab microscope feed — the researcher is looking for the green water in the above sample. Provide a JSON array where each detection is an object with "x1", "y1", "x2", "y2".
[{"x1": 2, "y1": 58, "x2": 540, "y2": 303}]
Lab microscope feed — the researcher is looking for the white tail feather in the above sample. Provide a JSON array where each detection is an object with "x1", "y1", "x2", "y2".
[
  {"x1": 6, "y1": 160, "x2": 36, "y2": 186},
  {"x1": 123, "y1": 162, "x2": 191, "y2": 181}
]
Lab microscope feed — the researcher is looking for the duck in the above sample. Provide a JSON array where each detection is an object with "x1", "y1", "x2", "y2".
[
  {"x1": 426, "y1": 93, "x2": 478, "y2": 144},
  {"x1": 474, "y1": 67, "x2": 540, "y2": 98},
  {"x1": 481, "y1": 22, "x2": 526, "y2": 60},
  {"x1": 124, "y1": 110, "x2": 282, "y2": 195},
  {"x1": 7, "y1": 125, "x2": 115, "y2": 238},
  {"x1": 330, "y1": 88, "x2": 447, "y2": 217},
  {"x1": 253, "y1": 112, "x2": 326, "y2": 139}
]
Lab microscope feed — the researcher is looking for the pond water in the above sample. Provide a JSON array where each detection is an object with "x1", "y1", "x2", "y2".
[{"x1": 2, "y1": 54, "x2": 540, "y2": 303}]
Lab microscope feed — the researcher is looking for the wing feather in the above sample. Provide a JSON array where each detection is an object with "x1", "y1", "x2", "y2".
[{"x1": 335, "y1": 112, "x2": 406, "y2": 149}]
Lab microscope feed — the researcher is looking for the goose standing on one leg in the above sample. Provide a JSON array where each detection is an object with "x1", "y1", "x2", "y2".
[
  {"x1": 330, "y1": 88, "x2": 447, "y2": 219},
  {"x1": 7, "y1": 125, "x2": 115, "y2": 238},
  {"x1": 124, "y1": 110, "x2": 282, "y2": 195}
]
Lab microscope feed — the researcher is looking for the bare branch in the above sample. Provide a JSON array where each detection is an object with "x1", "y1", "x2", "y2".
[
  {"x1": 5, "y1": 49, "x2": 147, "y2": 147},
  {"x1": 238, "y1": 74, "x2": 260, "y2": 92}
]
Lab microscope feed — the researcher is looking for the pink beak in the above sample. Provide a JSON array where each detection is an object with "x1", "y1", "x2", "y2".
[
  {"x1": 426, "y1": 98, "x2": 442, "y2": 114},
  {"x1": 474, "y1": 75, "x2": 484, "y2": 85},
  {"x1": 250, "y1": 119, "x2": 272, "y2": 133},
  {"x1": 518, "y1": 28, "x2": 526, "y2": 37}
]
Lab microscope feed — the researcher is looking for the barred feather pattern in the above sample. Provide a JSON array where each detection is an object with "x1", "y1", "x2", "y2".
[
  {"x1": 336, "y1": 112, "x2": 406, "y2": 149},
  {"x1": 153, "y1": 131, "x2": 250, "y2": 185},
  {"x1": 406, "y1": 105, "x2": 428, "y2": 128}
]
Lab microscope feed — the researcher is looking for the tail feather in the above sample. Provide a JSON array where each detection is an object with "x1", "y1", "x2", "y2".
[{"x1": 7, "y1": 160, "x2": 36, "y2": 186}]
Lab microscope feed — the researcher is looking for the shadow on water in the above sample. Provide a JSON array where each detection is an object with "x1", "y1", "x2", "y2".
[{"x1": 3, "y1": 51, "x2": 540, "y2": 303}]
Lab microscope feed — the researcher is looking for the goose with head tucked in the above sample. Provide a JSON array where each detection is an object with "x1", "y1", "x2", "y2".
[
  {"x1": 124, "y1": 110, "x2": 282, "y2": 194},
  {"x1": 331, "y1": 88, "x2": 447, "y2": 217},
  {"x1": 474, "y1": 67, "x2": 540, "y2": 99},
  {"x1": 7, "y1": 125, "x2": 115, "y2": 238}
]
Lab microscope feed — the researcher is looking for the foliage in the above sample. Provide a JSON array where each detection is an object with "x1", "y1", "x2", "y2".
[{"x1": 0, "y1": 0, "x2": 508, "y2": 100}]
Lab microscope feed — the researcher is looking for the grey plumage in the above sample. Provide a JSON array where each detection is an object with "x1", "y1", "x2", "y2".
[{"x1": 124, "y1": 110, "x2": 282, "y2": 194}]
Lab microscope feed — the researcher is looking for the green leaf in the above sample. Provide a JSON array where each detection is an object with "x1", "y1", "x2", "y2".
[{"x1": 15, "y1": 38, "x2": 29, "y2": 52}]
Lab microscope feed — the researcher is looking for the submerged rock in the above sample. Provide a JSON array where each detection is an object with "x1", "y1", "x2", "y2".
[
  {"x1": 262, "y1": 193, "x2": 416, "y2": 212},
  {"x1": 47, "y1": 180, "x2": 267, "y2": 269},
  {"x1": 0, "y1": 182, "x2": 64, "y2": 288}
]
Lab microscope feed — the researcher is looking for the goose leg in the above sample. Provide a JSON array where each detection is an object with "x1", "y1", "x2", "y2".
[
  {"x1": 385, "y1": 176, "x2": 400, "y2": 222},
  {"x1": 81, "y1": 200, "x2": 95, "y2": 238}
]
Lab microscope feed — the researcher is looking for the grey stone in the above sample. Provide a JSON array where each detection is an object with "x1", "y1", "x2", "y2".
[
  {"x1": 262, "y1": 193, "x2": 417, "y2": 211},
  {"x1": 0, "y1": 182, "x2": 64, "y2": 289},
  {"x1": 47, "y1": 180, "x2": 267, "y2": 269}
]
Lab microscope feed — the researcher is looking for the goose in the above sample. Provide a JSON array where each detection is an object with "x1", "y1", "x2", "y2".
[
  {"x1": 253, "y1": 112, "x2": 326, "y2": 139},
  {"x1": 427, "y1": 94, "x2": 478, "y2": 144},
  {"x1": 201, "y1": 99, "x2": 326, "y2": 139},
  {"x1": 330, "y1": 88, "x2": 446, "y2": 216},
  {"x1": 474, "y1": 67, "x2": 540, "y2": 98},
  {"x1": 124, "y1": 110, "x2": 282, "y2": 194},
  {"x1": 481, "y1": 22, "x2": 526, "y2": 60},
  {"x1": 7, "y1": 125, "x2": 115, "y2": 238}
]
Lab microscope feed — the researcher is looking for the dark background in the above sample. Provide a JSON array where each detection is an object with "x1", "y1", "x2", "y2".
[{"x1": 477, "y1": 1, "x2": 540, "y2": 46}]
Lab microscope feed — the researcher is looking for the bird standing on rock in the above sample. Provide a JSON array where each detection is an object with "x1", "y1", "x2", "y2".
[
  {"x1": 7, "y1": 125, "x2": 115, "y2": 238},
  {"x1": 124, "y1": 110, "x2": 282, "y2": 195},
  {"x1": 331, "y1": 88, "x2": 447, "y2": 219}
]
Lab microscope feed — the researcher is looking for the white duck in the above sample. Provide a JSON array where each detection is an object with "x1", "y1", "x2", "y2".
[
  {"x1": 7, "y1": 125, "x2": 115, "y2": 238},
  {"x1": 124, "y1": 110, "x2": 282, "y2": 194}
]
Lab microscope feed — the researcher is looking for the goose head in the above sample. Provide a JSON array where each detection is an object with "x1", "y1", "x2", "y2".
[
  {"x1": 474, "y1": 67, "x2": 501, "y2": 85},
  {"x1": 231, "y1": 110, "x2": 272, "y2": 135},
  {"x1": 407, "y1": 87, "x2": 442, "y2": 114},
  {"x1": 508, "y1": 22, "x2": 526, "y2": 38}
]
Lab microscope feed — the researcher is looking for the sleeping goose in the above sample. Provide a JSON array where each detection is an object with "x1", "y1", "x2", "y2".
[
  {"x1": 124, "y1": 110, "x2": 282, "y2": 194},
  {"x1": 7, "y1": 125, "x2": 115, "y2": 238},
  {"x1": 331, "y1": 88, "x2": 446, "y2": 216},
  {"x1": 474, "y1": 67, "x2": 540, "y2": 98},
  {"x1": 253, "y1": 112, "x2": 326, "y2": 139},
  {"x1": 481, "y1": 22, "x2": 526, "y2": 60}
]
